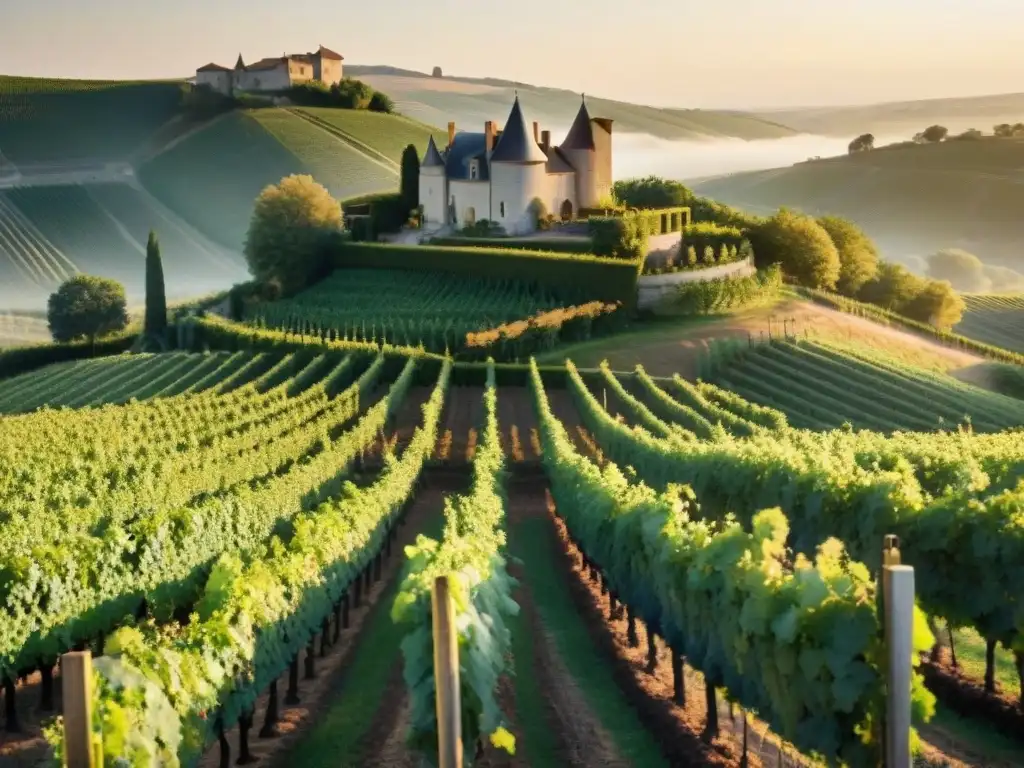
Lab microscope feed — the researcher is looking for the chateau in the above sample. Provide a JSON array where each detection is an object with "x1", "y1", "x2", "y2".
[
  {"x1": 195, "y1": 45, "x2": 344, "y2": 95},
  {"x1": 419, "y1": 96, "x2": 613, "y2": 234}
]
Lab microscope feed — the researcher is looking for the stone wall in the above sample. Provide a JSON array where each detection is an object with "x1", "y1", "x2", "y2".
[{"x1": 637, "y1": 257, "x2": 756, "y2": 310}]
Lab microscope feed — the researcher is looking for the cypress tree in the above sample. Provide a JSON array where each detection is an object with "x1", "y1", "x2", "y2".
[
  {"x1": 144, "y1": 230, "x2": 167, "y2": 336},
  {"x1": 400, "y1": 144, "x2": 420, "y2": 214}
]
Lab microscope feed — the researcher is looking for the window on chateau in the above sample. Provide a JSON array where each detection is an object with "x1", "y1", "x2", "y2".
[
  {"x1": 500, "y1": 202, "x2": 505, "y2": 217},
  {"x1": 469, "y1": 161, "x2": 478, "y2": 180}
]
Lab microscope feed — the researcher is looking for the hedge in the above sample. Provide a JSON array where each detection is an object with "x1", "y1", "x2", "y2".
[
  {"x1": 0, "y1": 330, "x2": 138, "y2": 381},
  {"x1": 682, "y1": 222, "x2": 747, "y2": 253},
  {"x1": 427, "y1": 236, "x2": 595, "y2": 255},
  {"x1": 330, "y1": 241, "x2": 643, "y2": 308}
]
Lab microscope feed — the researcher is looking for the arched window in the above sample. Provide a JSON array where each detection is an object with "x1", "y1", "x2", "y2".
[{"x1": 499, "y1": 201, "x2": 505, "y2": 217}]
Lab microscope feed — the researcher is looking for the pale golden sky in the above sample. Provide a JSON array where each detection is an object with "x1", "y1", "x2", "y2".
[{"x1": 2, "y1": 0, "x2": 1020, "y2": 108}]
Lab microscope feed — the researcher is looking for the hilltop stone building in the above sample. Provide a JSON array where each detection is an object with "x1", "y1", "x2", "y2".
[
  {"x1": 419, "y1": 96, "x2": 613, "y2": 234},
  {"x1": 195, "y1": 45, "x2": 344, "y2": 95}
]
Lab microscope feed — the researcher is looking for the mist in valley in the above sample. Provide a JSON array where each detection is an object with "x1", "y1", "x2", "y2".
[{"x1": 606, "y1": 130, "x2": 907, "y2": 183}]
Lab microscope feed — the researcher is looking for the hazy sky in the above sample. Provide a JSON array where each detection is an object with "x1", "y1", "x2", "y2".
[{"x1": 2, "y1": 0, "x2": 1020, "y2": 109}]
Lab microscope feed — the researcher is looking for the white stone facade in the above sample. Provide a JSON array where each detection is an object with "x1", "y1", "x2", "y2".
[
  {"x1": 419, "y1": 96, "x2": 613, "y2": 235},
  {"x1": 195, "y1": 45, "x2": 344, "y2": 96}
]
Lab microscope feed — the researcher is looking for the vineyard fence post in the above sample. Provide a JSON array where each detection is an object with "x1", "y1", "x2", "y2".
[
  {"x1": 882, "y1": 538, "x2": 913, "y2": 768},
  {"x1": 432, "y1": 575, "x2": 463, "y2": 768},
  {"x1": 61, "y1": 650, "x2": 95, "y2": 768}
]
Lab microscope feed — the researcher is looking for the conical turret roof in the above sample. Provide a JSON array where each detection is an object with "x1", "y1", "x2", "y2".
[
  {"x1": 235, "y1": 53, "x2": 246, "y2": 69},
  {"x1": 561, "y1": 96, "x2": 595, "y2": 150},
  {"x1": 422, "y1": 135, "x2": 444, "y2": 167},
  {"x1": 489, "y1": 95, "x2": 547, "y2": 163}
]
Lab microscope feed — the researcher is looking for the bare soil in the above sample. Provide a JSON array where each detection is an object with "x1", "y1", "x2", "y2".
[{"x1": 921, "y1": 655, "x2": 1024, "y2": 746}]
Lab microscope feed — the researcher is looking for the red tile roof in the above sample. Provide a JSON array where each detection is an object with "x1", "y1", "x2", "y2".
[
  {"x1": 246, "y1": 57, "x2": 288, "y2": 71},
  {"x1": 316, "y1": 45, "x2": 344, "y2": 60},
  {"x1": 196, "y1": 63, "x2": 231, "y2": 73}
]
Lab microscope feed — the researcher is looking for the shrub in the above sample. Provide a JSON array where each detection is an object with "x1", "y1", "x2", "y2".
[
  {"x1": 244, "y1": 174, "x2": 343, "y2": 295},
  {"x1": 588, "y1": 213, "x2": 647, "y2": 260},
  {"x1": 848, "y1": 133, "x2": 875, "y2": 153},
  {"x1": 926, "y1": 249, "x2": 991, "y2": 293},
  {"x1": 368, "y1": 91, "x2": 394, "y2": 113},
  {"x1": 922, "y1": 125, "x2": 948, "y2": 143},
  {"x1": 702, "y1": 246, "x2": 715, "y2": 265},
  {"x1": 527, "y1": 197, "x2": 548, "y2": 229},
  {"x1": 901, "y1": 279, "x2": 965, "y2": 331},
  {"x1": 689, "y1": 196, "x2": 763, "y2": 229},
  {"x1": 464, "y1": 301, "x2": 625, "y2": 360},
  {"x1": 47, "y1": 275, "x2": 129, "y2": 344},
  {"x1": 612, "y1": 176, "x2": 692, "y2": 208},
  {"x1": 858, "y1": 262, "x2": 925, "y2": 312},
  {"x1": 661, "y1": 264, "x2": 782, "y2": 315},
  {"x1": 461, "y1": 219, "x2": 505, "y2": 237},
  {"x1": 686, "y1": 245, "x2": 698, "y2": 267},
  {"x1": 748, "y1": 208, "x2": 840, "y2": 289},
  {"x1": 816, "y1": 215, "x2": 880, "y2": 296},
  {"x1": 683, "y1": 221, "x2": 746, "y2": 258}
]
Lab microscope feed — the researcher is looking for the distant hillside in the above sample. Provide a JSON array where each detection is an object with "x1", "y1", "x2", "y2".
[
  {"x1": 691, "y1": 136, "x2": 1024, "y2": 271},
  {"x1": 754, "y1": 91, "x2": 1024, "y2": 138},
  {"x1": 0, "y1": 75, "x2": 183, "y2": 166},
  {"x1": 139, "y1": 107, "x2": 440, "y2": 251},
  {"x1": 346, "y1": 65, "x2": 796, "y2": 141}
]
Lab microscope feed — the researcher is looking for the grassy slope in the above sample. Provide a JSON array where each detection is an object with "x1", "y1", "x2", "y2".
[
  {"x1": 0, "y1": 75, "x2": 182, "y2": 164},
  {"x1": 955, "y1": 294, "x2": 1024, "y2": 353},
  {"x1": 754, "y1": 91, "x2": 1024, "y2": 137},
  {"x1": 139, "y1": 108, "x2": 412, "y2": 251},
  {"x1": 348, "y1": 69, "x2": 796, "y2": 141},
  {"x1": 536, "y1": 296, "x2": 984, "y2": 378},
  {"x1": 295, "y1": 107, "x2": 448, "y2": 163},
  {"x1": 692, "y1": 137, "x2": 1024, "y2": 269}
]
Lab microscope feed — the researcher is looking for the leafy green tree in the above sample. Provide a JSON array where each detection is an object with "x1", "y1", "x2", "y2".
[
  {"x1": 431, "y1": 66, "x2": 443, "y2": 78},
  {"x1": 368, "y1": 91, "x2": 394, "y2": 113},
  {"x1": 848, "y1": 133, "x2": 875, "y2": 153},
  {"x1": 612, "y1": 176, "x2": 692, "y2": 208},
  {"x1": 994, "y1": 123, "x2": 1013, "y2": 138},
  {"x1": 926, "y1": 248, "x2": 991, "y2": 292},
  {"x1": 749, "y1": 208, "x2": 840, "y2": 289},
  {"x1": 47, "y1": 275, "x2": 129, "y2": 344},
  {"x1": 922, "y1": 125, "x2": 948, "y2": 143},
  {"x1": 903, "y1": 279, "x2": 965, "y2": 330},
  {"x1": 858, "y1": 261, "x2": 925, "y2": 311},
  {"x1": 244, "y1": 174, "x2": 343, "y2": 295},
  {"x1": 400, "y1": 144, "x2": 420, "y2": 215},
  {"x1": 816, "y1": 215, "x2": 880, "y2": 296},
  {"x1": 144, "y1": 231, "x2": 167, "y2": 337}
]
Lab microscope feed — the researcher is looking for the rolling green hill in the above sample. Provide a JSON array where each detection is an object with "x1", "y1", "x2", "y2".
[
  {"x1": 691, "y1": 137, "x2": 1024, "y2": 270},
  {"x1": 347, "y1": 67, "x2": 797, "y2": 140},
  {"x1": 0, "y1": 76, "x2": 183, "y2": 165},
  {"x1": 139, "y1": 108, "x2": 419, "y2": 250},
  {"x1": 955, "y1": 294, "x2": 1024, "y2": 353}
]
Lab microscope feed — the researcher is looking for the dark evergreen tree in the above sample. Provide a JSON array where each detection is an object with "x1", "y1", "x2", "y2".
[
  {"x1": 144, "y1": 230, "x2": 168, "y2": 337},
  {"x1": 400, "y1": 144, "x2": 420, "y2": 214}
]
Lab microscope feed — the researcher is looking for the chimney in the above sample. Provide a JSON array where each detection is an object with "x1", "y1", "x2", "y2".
[
  {"x1": 448, "y1": 121, "x2": 456, "y2": 148},
  {"x1": 540, "y1": 130, "x2": 551, "y2": 152},
  {"x1": 533, "y1": 121, "x2": 539, "y2": 144},
  {"x1": 485, "y1": 120, "x2": 496, "y2": 154}
]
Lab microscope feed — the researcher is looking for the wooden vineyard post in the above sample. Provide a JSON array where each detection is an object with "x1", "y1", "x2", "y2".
[
  {"x1": 882, "y1": 536, "x2": 914, "y2": 768},
  {"x1": 432, "y1": 575, "x2": 463, "y2": 768},
  {"x1": 61, "y1": 651, "x2": 95, "y2": 768}
]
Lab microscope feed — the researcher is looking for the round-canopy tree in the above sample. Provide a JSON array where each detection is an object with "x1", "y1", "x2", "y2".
[
  {"x1": 47, "y1": 275, "x2": 129, "y2": 344},
  {"x1": 926, "y1": 248, "x2": 991, "y2": 293},
  {"x1": 749, "y1": 208, "x2": 840, "y2": 289},
  {"x1": 244, "y1": 174, "x2": 343, "y2": 296},
  {"x1": 816, "y1": 215, "x2": 880, "y2": 296}
]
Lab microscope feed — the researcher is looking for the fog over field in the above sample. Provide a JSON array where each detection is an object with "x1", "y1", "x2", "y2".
[{"x1": 606, "y1": 131, "x2": 908, "y2": 182}]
